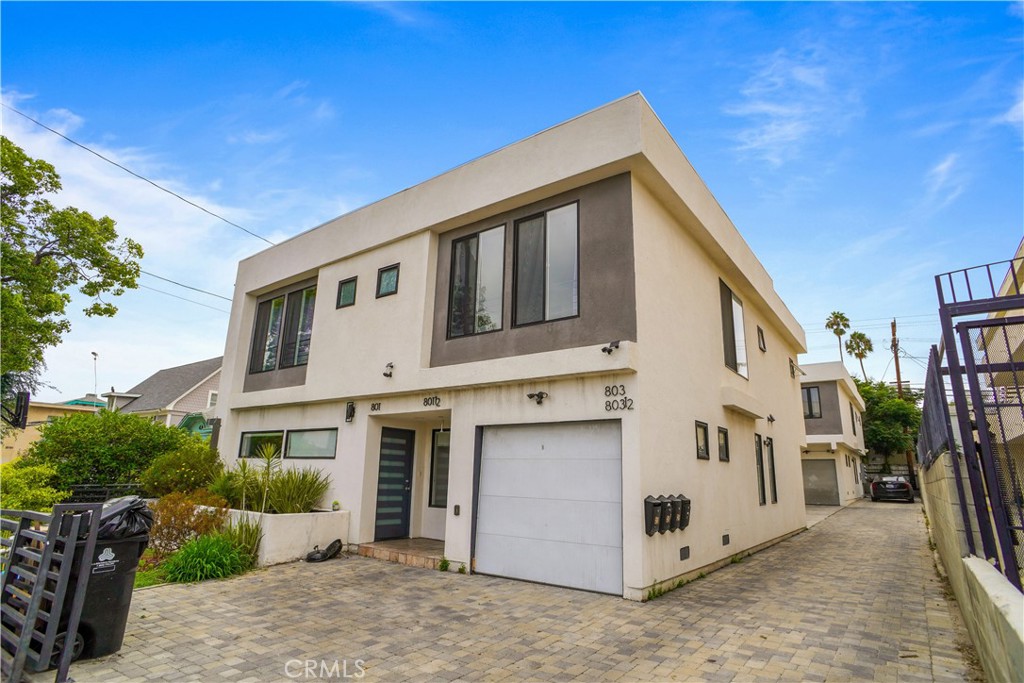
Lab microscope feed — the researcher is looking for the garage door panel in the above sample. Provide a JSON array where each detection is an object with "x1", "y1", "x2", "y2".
[
  {"x1": 475, "y1": 497, "x2": 622, "y2": 547},
  {"x1": 475, "y1": 421, "x2": 622, "y2": 595},
  {"x1": 802, "y1": 459, "x2": 840, "y2": 506},
  {"x1": 478, "y1": 458, "x2": 622, "y2": 502},
  {"x1": 474, "y1": 533, "x2": 621, "y2": 594}
]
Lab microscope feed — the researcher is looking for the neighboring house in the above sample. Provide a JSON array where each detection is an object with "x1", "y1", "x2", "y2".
[
  {"x1": 1, "y1": 397, "x2": 101, "y2": 463},
  {"x1": 216, "y1": 94, "x2": 808, "y2": 600},
  {"x1": 104, "y1": 357, "x2": 221, "y2": 428},
  {"x1": 800, "y1": 361, "x2": 866, "y2": 506}
]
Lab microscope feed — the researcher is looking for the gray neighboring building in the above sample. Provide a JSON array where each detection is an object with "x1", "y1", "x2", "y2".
[
  {"x1": 104, "y1": 356, "x2": 221, "y2": 427},
  {"x1": 800, "y1": 361, "x2": 866, "y2": 506}
]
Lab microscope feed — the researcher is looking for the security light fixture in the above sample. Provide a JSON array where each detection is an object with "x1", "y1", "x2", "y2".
[
  {"x1": 767, "y1": 414, "x2": 776, "y2": 423},
  {"x1": 345, "y1": 402, "x2": 355, "y2": 423},
  {"x1": 383, "y1": 362, "x2": 394, "y2": 378},
  {"x1": 601, "y1": 341, "x2": 620, "y2": 354},
  {"x1": 527, "y1": 391, "x2": 548, "y2": 405}
]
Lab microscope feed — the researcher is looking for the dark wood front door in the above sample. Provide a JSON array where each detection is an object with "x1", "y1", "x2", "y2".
[{"x1": 374, "y1": 428, "x2": 415, "y2": 541}]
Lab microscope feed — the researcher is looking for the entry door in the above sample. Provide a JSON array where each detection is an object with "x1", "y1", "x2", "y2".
[{"x1": 374, "y1": 428, "x2": 415, "y2": 541}]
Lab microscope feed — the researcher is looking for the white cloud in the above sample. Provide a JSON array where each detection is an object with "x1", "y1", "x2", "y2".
[
  {"x1": 726, "y1": 45, "x2": 863, "y2": 166},
  {"x1": 996, "y1": 82, "x2": 1023, "y2": 130},
  {"x1": 924, "y1": 153, "x2": 965, "y2": 209}
]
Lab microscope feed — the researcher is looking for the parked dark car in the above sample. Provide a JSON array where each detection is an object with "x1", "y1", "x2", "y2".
[{"x1": 870, "y1": 476, "x2": 915, "y2": 503}]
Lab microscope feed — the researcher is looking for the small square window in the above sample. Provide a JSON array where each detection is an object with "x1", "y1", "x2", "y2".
[
  {"x1": 337, "y1": 277, "x2": 357, "y2": 308},
  {"x1": 240, "y1": 431, "x2": 284, "y2": 458},
  {"x1": 376, "y1": 264, "x2": 400, "y2": 298},
  {"x1": 757, "y1": 326, "x2": 766, "y2": 352},
  {"x1": 718, "y1": 427, "x2": 730, "y2": 462},
  {"x1": 695, "y1": 421, "x2": 710, "y2": 460}
]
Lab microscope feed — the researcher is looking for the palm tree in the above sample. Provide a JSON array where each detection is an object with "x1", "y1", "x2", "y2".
[
  {"x1": 845, "y1": 331, "x2": 873, "y2": 378},
  {"x1": 824, "y1": 311, "x2": 851, "y2": 361}
]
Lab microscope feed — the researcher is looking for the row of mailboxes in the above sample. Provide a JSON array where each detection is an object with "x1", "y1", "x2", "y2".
[{"x1": 644, "y1": 495, "x2": 691, "y2": 536}]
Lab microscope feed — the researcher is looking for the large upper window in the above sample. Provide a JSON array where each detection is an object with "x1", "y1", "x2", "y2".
[
  {"x1": 250, "y1": 284, "x2": 317, "y2": 373},
  {"x1": 720, "y1": 280, "x2": 748, "y2": 377},
  {"x1": 514, "y1": 203, "x2": 579, "y2": 326},
  {"x1": 449, "y1": 225, "x2": 504, "y2": 337},
  {"x1": 802, "y1": 386, "x2": 822, "y2": 419}
]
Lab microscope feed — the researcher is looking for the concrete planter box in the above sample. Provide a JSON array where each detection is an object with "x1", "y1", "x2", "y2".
[{"x1": 227, "y1": 508, "x2": 350, "y2": 567}]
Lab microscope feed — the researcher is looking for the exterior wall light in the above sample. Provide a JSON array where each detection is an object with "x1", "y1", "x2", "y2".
[
  {"x1": 527, "y1": 391, "x2": 548, "y2": 405},
  {"x1": 345, "y1": 402, "x2": 355, "y2": 422},
  {"x1": 601, "y1": 341, "x2": 620, "y2": 354},
  {"x1": 383, "y1": 362, "x2": 394, "y2": 378}
]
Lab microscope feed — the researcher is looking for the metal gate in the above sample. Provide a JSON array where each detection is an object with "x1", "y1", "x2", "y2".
[{"x1": 920, "y1": 256, "x2": 1024, "y2": 591}]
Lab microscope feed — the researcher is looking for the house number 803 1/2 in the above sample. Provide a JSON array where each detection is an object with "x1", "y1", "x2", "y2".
[{"x1": 605, "y1": 397, "x2": 634, "y2": 411}]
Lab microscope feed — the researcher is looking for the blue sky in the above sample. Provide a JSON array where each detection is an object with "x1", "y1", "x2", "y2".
[{"x1": 2, "y1": 1, "x2": 1021, "y2": 402}]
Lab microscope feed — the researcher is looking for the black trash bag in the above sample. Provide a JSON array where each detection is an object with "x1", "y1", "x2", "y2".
[
  {"x1": 305, "y1": 539, "x2": 343, "y2": 563},
  {"x1": 96, "y1": 496, "x2": 154, "y2": 540}
]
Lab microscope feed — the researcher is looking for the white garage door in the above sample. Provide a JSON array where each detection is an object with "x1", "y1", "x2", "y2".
[{"x1": 475, "y1": 420, "x2": 622, "y2": 594}]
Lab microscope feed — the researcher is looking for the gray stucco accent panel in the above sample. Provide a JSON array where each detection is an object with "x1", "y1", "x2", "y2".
[
  {"x1": 430, "y1": 174, "x2": 636, "y2": 367},
  {"x1": 805, "y1": 381, "x2": 842, "y2": 435},
  {"x1": 242, "y1": 277, "x2": 317, "y2": 393}
]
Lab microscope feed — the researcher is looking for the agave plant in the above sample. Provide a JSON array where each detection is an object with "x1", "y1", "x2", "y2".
[{"x1": 266, "y1": 467, "x2": 331, "y2": 514}]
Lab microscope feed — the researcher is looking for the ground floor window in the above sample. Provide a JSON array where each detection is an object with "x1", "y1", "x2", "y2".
[
  {"x1": 430, "y1": 430, "x2": 450, "y2": 508},
  {"x1": 755, "y1": 434, "x2": 766, "y2": 506},
  {"x1": 286, "y1": 429, "x2": 338, "y2": 459},
  {"x1": 765, "y1": 437, "x2": 777, "y2": 504},
  {"x1": 240, "y1": 431, "x2": 284, "y2": 458}
]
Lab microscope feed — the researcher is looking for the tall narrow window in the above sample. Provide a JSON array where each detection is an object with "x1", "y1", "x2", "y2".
[
  {"x1": 430, "y1": 430, "x2": 450, "y2": 507},
  {"x1": 250, "y1": 296, "x2": 285, "y2": 372},
  {"x1": 695, "y1": 421, "x2": 710, "y2": 460},
  {"x1": 718, "y1": 427, "x2": 730, "y2": 462},
  {"x1": 514, "y1": 203, "x2": 578, "y2": 326},
  {"x1": 755, "y1": 434, "x2": 766, "y2": 506},
  {"x1": 802, "y1": 386, "x2": 822, "y2": 418},
  {"x1": 765, "y1": 437, "x2": 777, "y2": 504},
  {"x1": 850, "y1": 404, "x2": 857, "y2": 435},
  {"x1": 281, "y1": 286, "x2": 317, "y2": 368},
  {"x1": 720, "y1": 280, "x2": 748, "y2": 377},
  {"x1": 449, "y1": 225, "x2": 504, "y2": 337}
]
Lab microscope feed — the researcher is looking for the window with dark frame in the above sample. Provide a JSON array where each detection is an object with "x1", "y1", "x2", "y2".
[
  {"x1": 376, "y1": 264, "x2": 400, "y2": 298},
  {"x1": 718, "y1": 427, "x2": 730, "y2": 462},
  {"x1": 695, "y1": 421, "x2": 710, "y2": 460},
  {"x1": 757, "y1": 326, "x2": 766, "y2": 352},
  {"x1": 514, "y1": 203, "x2": 579, "y2": 326},
  {"x1": 336, "y1": 277, "x2": 357, "y2": 308},
  {"x1": 755, "y1": 434, "x2": 766, "y2": 506},
  {"x1": 240, "y1": 431, "x2": 284, "y2": 458},
  {"x1": 249, "y1": 284, "x2": 317, "y2": 374},
  {"x1": 765, "y1": 437, "x2": 777, "y2": 504},
  {"x1": 285, "y1": 429, "x2": 338, "y2": 459},
  {"x1": 719, "y1": 280, "x2": 748, "y2": 377},
  {"x1": 449, "y1": 225, "x2": 505, "y2": 338},
  {"x1": 429, "y1": 430, "x2": 450, "y2": 508},
  {"x1": 850, "y1": 403, "x2": 857, "y2": 435},
  {"x1": 802, "y1": 386, "x2": 822, "y2": 419}
]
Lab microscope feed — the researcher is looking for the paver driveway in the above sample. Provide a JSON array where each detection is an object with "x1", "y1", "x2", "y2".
[{"x1": 58, "y1": 501, "x2": 974, "y2": 682}]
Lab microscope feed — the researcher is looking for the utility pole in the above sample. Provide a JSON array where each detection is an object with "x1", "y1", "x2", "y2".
[
  {"x1": 891, "y1": 319, "x2": 903, "y2": 399},
  {"x1": 891, "y1": 318, "x2": 917, "y2": 487}
]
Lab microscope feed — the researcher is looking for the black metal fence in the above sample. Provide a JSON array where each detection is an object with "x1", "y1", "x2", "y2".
[{"x1": 920, "y1": 255, "x2": 1024, "y2": 591}]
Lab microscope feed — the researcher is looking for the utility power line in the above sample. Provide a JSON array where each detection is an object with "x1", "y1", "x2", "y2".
[
  {"x1": 138, "y1": 284, "x2": 230, "y2": 313},
  {"x1": 2, "y1": 103, "x2": 275, "y2": 245},
  {"x1": 140, "y1": 270, "x2": 232, "y2": 302}
]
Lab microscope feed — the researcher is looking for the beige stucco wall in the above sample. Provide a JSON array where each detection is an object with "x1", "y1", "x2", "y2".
[
  {"x1": 630, "y1": 177, "x2": 806, "y2": 591},
  {"x1": 921, "y1": 452, "x2": 1023, "y2": 682}
]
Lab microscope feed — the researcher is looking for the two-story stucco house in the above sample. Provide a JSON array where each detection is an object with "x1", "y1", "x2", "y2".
[
  {"x1": 215, "y1": 94, "x2": 808, "y2": 600},
  {"x1": 799, "y1": 361, "x2": 866, "y2": 506}
]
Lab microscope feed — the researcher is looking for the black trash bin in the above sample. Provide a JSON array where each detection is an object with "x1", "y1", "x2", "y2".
[{"x1": 57, "y1": 496, "x2": 154, "y2": 663}]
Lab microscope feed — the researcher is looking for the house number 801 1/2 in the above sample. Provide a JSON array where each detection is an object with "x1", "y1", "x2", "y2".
[{"x1": 423, "y1": 396, "x2": 441, "y2": 407}]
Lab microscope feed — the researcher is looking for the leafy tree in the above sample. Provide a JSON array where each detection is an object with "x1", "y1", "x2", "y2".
[
  {"x1": 824, "y1": 311, "x2": 851, "y2": 361},
  {"x1": 844, "y1": 331, "x2": 874, "y2": 379},
  {"x1": 1, "y1": 136, "x2": 142, "y2": 382},
  {"x1": 854, "y1": 378, "x2": 922, "y2": 457},
  {"x1": 18, "y1": 410, "x2": 190, "y2": 488},
  {"x1": 0, "y1": 460, "x2": 70, "y2": 511}
]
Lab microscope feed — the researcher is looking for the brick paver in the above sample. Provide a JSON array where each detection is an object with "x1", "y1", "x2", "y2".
[{"x1": 51, "y1": 501, "x2": 976, "y2": 682}]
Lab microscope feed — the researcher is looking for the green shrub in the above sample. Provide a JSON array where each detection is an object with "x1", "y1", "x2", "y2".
[
  {"x1": 163, "y1": 534, "x2": 246, "y2": 583},
  {"x1": 19, "y1": 410, "x2": 189, "y2": 488},
  {"x1": 0, "y1": 460, "x2": 70, "y2": 511},
  {"x1": 220, "y1": 518, "x2": 263, "y2": 569},
  {"x1": 266, "y1": 467, "x2": 330, "y2": 514},
  {"x1": 149, "y1": 490, "x2": 228, "y2": 558},
  {"x1": 140, "y1": 438, "x2": 224, "y2": 496}
]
